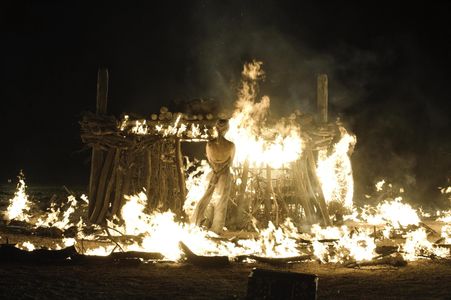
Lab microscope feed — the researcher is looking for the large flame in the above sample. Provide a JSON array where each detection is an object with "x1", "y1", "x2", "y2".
[{"x1": 226, "y1": 60, "x2": 303, "y2": 169}]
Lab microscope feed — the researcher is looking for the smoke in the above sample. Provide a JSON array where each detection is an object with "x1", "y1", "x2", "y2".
[{"x1": 182, "y1": 1, "x2": 451, "y2": 207}]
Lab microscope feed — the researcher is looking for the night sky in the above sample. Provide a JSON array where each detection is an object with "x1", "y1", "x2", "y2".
[{"x1": 1, "y1": 1, "x2": 450, "y2": 206}]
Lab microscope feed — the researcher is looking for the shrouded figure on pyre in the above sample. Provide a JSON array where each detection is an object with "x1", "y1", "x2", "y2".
[{"x1": 191, "y1": 119, "x2": 235, "y2": 233}]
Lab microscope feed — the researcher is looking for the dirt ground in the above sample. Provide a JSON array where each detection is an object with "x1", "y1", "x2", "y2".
[{"x1": 0, "y1": 256, "x2": 450, "y2": 299}]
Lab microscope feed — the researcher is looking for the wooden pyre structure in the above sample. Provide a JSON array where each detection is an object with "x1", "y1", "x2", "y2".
[{"x1": 81, "y1": 69, "x2": 339, "y2": 228}]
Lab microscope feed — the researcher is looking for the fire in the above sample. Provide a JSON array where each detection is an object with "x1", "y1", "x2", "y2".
[
  {"x1": 4, "y1": 171, "x2": 32, "y2": 222},
  {"x1": 361, "y1": 197, "x2": 420, "y2": 230},
  {"x1": 106, "y1": 193, "x2": 306, "y2": 260},
  {"x1": 316, "y1": 127, "x2": 356, "y2": 210},
  {"x1": 375, "y1": 179, "x2": 386, "y2": 191},
  {"x1": 17, "y1": 241, "x2": 36, "y2": 251},
  {"x1": 35, "y1": 195, "x2": 81, "y2": 231},
  {"x1": 2, "y1": 178, "x2": 450, "y2": 264},
  {"x1": 3, "y1": 61, "x2": 450, "y2": 267},
  {"x1": 441, "y1": 224, "x2": 451, "y2": 244},
  {"x1": 236, "y1": 219, "x2": 303, "y2": 258},
  {"x1": 311, "y1": 224, "x2": 376, "y2": 263},
  {"x1": 402, "y1": 228, "x2": 448, "y2": 260},
  {"x1": 105, "y1": 192, "x2": 230, "y2": 260},
  {"x1": 183, "y1": 159, "x2": 211, "y2": 219},
  {"x1": 226, "y1": 60, "x2": 303, "y2": 169}
]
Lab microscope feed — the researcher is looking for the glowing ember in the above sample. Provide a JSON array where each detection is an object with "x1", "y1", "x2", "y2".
[
  {"x1": 17, "y1": 241, "x2": 36, "y2": 251},
  {"x1": 441, "y1": 225, "x2": 451, "y2": 244},
  {"x1": 375, "y1": 179, "x2": 386, "y2": 192},
  {"x1": 437, "y1": 210, "x2": 451, "y2": 223}
]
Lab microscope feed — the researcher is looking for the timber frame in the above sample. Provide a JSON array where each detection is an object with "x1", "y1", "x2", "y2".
[{"x1": 81, "y1": 68, "x2": 340, "y2": 228}]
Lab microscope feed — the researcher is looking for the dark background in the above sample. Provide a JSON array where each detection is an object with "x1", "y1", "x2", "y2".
[{"x1": 1, "y1": 1, "x2": 450, "y2": 207}]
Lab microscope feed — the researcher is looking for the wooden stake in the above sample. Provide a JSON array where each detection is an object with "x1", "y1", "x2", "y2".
[
  {"x1": 88, "y1": 68, "x2": 109, "y2": 218},
  {"x1": 265, "y1": 165, "x2": 273, "y2": 223},
  {"x1": 111, "y1": 150, "x2": 124, "y2": 217},
  {"x1": 306, "y1": 150, "x2": 331, "y2": 226},
  {"x1": 89, "y1": 148, "x2": 115, "y2": 224},
  {"x1": 95, "y1": 148, "x2": 120, "y2": 224},
  {"x1": 175, "y1": 138, "x2": 186, "y2": 213},
  {"x1": 233, "y1": 160, "x2": 250, "y2": 228},
  {"x1": 317, "y1": 74, "x2": 328, "y2": 124}
]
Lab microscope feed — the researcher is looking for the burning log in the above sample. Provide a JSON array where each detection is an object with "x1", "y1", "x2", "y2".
[
  {"x1": 419, "y1": 222, "x2": 438, "y2": 235},
  {"x1": 345, "y1": 253, "x2": 407, "y2": 268},
  {"x1": 375, "y1": 245, "x2": 399, "y2": 256},
  {"x1": 0, "y1": 244, "x2": 77, "y2": 263},
  {"x1": 0, "y1": 242, "x2": 164, "y2": 265},
  {"x1": 179, "y1": 241, "x2": 229, "y2": 267},
  {"x1": 109, "y1": 251, "x2": 164, "y2": 261},
  {"x1": 235, "y1": 254, "x2": 312, "y2": 265}
]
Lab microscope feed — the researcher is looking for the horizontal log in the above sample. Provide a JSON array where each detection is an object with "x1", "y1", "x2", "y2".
[
  {"x1": 345, "y1": 254, "x2": 407, "y2": 268},
  {"x1": 0, "y1": 244, "x2": 77, "y2": 263},
  {"x1": 235, "y1": 254, "x2": 312, "y2": 265},
  {"x1": 179, "y1": 242, "x2": 229, "y2": 267},
  {"x1": 109, "y1": 251, "x2": 164, "y2": 260}
]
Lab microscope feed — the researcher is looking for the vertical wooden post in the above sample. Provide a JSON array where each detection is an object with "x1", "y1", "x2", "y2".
[
  {"x1": 88, "y1": 68, "x2": 109, "y2": 220},
  {"x1": 317, "y1": 74, "x2": 328, "y2": 124},
  {"x1": 175, "y1": 138, "x2": 186, "y2": 213},
  {"x1": 233, "y1": 160, "x2": 250, "y2": 228},
  {"x1": 265, "y1": 165, "x2": 273, "y2": 224}
]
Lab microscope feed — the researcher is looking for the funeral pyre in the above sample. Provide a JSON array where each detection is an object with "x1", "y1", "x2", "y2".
[{"x1": 1, "y1": 61, "x2": 450, "y2": 267}]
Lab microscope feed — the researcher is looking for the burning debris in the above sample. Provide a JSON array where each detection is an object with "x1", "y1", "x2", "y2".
[
  {"x1": 1, "y1": 62, "x2": 450, "y2": 271},
  {"x1": 1, "y1": 174, "x2": 450, "y2": 268}
]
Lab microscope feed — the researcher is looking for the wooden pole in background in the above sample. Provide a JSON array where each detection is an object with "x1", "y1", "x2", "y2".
[
  {"x1": 88, "y1": 68, "x2": 109, "y2": 220},
  {"x1": 317, "y1": 74, "x2": 328, "y2": 124}
]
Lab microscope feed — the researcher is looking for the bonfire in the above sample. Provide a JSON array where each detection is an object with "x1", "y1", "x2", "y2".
[{"x1": 1, "y1": 61, "x2": 450, "y2": 271}]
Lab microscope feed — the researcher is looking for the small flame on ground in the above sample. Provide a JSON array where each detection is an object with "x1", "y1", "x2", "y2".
[
  {"x1": 361, "y1": 197, "x2": 420, "y2": 229},
  {"x1": 4, "y1": 172, "x2": 32, "y2": 222}
]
